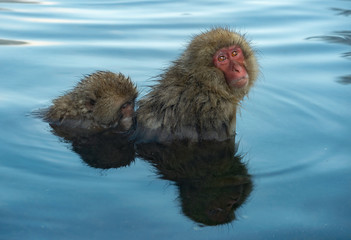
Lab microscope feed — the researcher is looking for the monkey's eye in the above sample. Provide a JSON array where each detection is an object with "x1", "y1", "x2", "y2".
[
  {"x1": 121, "y1": 102, "x2": 131, "y2": 109},
  {"x1": 232, "y1": 50, "x2": 238, "y2": 57},
  {"x1": 218, "y1": 55, "x2": 226, "y2": 62}
]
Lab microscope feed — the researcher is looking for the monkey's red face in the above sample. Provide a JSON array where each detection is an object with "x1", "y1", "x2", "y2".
[
  {"x1": 117, "y1": 101, "x2": 135, "y2": 131},
  {"x1": 120, "y1": 101, "x2": 134, "y2": 118},
  {"x1": 213, "y1": 45, "x2": 248, "y2": 88}
]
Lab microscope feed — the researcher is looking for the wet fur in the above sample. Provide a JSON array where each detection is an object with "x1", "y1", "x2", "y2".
[
  {"x1": 42, "y1": 71, "x2": 138, "y2": 132},
  {"x1": 136, "y1": 28, "x2": 259, "y2": 142}
]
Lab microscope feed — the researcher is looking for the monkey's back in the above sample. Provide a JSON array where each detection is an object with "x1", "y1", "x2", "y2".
[{"x1": 136, "y1": 70, "x2": 238, "y2": 142}]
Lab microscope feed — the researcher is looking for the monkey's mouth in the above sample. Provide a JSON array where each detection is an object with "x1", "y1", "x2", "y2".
[
  {"x1": 228, "y1": 75, "x2": 248, "y2": 88},
  {"x1": 235, "y1": 76, "x2": 248, "y2": 82}
]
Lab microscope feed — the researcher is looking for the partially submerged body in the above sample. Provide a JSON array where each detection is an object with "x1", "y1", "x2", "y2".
[
  {"x1": 41, "y1": 71, "x2": 138, "y2": 134},
  {"x1": 136, "y1": 28, "x2": 259, "y2": 142}
]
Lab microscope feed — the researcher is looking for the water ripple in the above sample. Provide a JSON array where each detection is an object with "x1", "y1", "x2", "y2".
[{"x1": 0, "y1": 38, "x2": 27, "y2": 45}]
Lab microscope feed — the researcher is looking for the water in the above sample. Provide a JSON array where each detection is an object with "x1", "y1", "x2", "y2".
[{"x1": 1, "y1": 0, "x2": 350, "y2": 239}]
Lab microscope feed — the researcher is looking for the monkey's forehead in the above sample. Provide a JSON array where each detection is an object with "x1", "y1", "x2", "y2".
[
  {"x1": 179, "y1": 30, "x2": 252, "y2": 69},
  {"x1": 185, "y1": 29, "x2": 252, "y2": 60}
]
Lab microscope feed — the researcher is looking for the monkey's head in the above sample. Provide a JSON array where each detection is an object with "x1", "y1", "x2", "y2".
[
  {"x1": 180, "y1": 28, "x2": 258, "y2": 99},
  {"x1": 72, "y1": 71, "x2": 138, "y2": 131}
]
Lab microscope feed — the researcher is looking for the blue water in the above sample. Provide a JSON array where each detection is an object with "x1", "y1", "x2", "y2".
[{"x1": 1, "y1": 0, "x2": 350, "y2": 239}]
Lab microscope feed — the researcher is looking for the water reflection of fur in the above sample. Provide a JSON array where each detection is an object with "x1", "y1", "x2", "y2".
[
  {"x1": 71, "y1": 131, "x2": 135, "y2": 169},
  {"x1": 52, "y1": 127, "x2": 135, "y2": 169},
  {"x1": 136, "y1": 138, "x2": 253, "y2": 226},
  {"x1": 49, "y1": 126, "x2": 253, "y2": 226}
]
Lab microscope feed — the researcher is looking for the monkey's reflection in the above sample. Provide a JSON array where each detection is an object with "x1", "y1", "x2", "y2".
[
  {"x1": 136, "y1": 138, "x2": 253, "y2": 226},
  {"x1": 50, "y1": 125, "x2": 135, "y2": 169},
  {"x1": 50, "y1": 124, "x2": 252, "y2": 226}
]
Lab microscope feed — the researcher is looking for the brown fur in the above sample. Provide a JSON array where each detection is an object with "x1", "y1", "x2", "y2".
[
  {"x1": 136, "y1": 27, "x2": 259, "y2": 142},
  {"x1": 43, "y1": 71, "x2": 138, "y2": 132}
]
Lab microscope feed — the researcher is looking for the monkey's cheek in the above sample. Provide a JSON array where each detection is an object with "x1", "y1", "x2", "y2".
[{"x1": 227, "y1": 76, "x2": 248, "y2": 89}]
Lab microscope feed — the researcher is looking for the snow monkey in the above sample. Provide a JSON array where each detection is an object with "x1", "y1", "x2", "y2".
[
  {"x1": 136, "y1": 27, "x2": 259, "y2": 142},
  {"x1": 42, "y1": 71, "x2": 138, "y2": 133}
]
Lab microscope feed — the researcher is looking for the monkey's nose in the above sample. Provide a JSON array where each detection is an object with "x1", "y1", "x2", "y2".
[{"x1": 231, "y1": 62, "x2": 243, "y2": 73}]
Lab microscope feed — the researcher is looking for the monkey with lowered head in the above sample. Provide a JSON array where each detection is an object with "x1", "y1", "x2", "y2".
[
  {"x1": 136, "y1": 27, "x2": 259, "y2": 142},
  {"x1": 42, "y1": 71, "x2": 138, "y2": 133}
]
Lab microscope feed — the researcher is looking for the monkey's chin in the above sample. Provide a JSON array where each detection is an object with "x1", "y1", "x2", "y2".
[{"x1": 227, "y1": 76, "x2": 249, "y2": 89}]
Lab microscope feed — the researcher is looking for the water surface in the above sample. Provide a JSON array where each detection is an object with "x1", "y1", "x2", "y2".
[{"x1": 0, "y1": 0, "x2": 350, "y2": 239}]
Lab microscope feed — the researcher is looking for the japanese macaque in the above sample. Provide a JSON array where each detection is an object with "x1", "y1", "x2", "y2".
[
  {"x1": 136, "y1": 27, "x2": 259, "y2": 142},
  {"x1": 42, "y1": 71, "x2": 138, "y2": 133}
]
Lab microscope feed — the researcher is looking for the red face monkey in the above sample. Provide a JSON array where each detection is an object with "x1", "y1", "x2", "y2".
[{"x1": 136, "y1": 28, "x2": 259, "y2": 142}]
